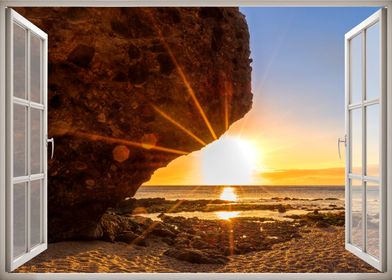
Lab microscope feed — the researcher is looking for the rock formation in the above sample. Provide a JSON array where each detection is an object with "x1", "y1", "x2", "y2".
[{"x1": 14, "y1": 7, "x2": 253, "y2": 241}]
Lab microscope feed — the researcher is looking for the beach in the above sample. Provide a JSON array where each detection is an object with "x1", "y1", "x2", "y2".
[
  {"x1": 16, "y1": 226, "x2": 375, "y2": 273},
  {"x1": 16, "y1": 187, "x2": 378, "y2": 273}
]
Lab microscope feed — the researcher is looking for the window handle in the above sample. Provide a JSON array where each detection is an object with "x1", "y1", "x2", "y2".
[
  {"x1": 46, "y1": 137, "x2": 54, "y2": 160},
  {"x1": 338, "y1": 136, "x2": 346, "y2": 160}
]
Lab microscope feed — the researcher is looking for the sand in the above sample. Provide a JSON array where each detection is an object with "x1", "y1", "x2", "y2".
[{"x1": 16, "y1": 226, "x2": 377, "y2": 273}]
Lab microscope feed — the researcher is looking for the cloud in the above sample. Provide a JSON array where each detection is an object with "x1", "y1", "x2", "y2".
[{"x1": 259, "y1": 167, "x2": 345, "y2": 185}]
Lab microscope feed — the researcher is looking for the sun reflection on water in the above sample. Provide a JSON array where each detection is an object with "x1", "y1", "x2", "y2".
[
  {"x1": 216, "y1": 211, "x2": 240, "y2": 220},
  {"x1": 220, "y1": 187, "x2": 238, "y2": 201}
]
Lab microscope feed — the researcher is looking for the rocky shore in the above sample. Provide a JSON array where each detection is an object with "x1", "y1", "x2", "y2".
[
  {"x1": 17, "y1": 198, "x2": 377, "y2": 273},
  {"x1": 114, "y1": 197, "x2": 345, "y2": 215}
]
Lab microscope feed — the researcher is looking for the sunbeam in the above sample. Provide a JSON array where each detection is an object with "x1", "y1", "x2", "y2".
[
  {"x1": 57, "y1": 129, "x2": 189, "y2": 155},
  {"x1": 145, "y1": 10, "x2": 217, "y2": 140},
  {"x1": 223, "y1": 79, "x2": 233, "y2": 131},
  {"x1": 224, "y1": 88, "x2": 230, "y2": 131},
  {"x1": 131, "y1": 186, "x2": 202, "y2": 245},
  {"x1": 151, "y1": 105, "x2": 207, "y2": 146}
]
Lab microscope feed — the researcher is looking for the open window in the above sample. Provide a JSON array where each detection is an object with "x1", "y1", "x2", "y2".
[
  {"x1": 0, "y1": 4, "x2": 389, "y2": 277},
  {"x1": 5, "y1": 8, "x2": 48, "y2": 271},
  {"x1": 344, "y1": 8, "x2": 387, "y2": 271}
]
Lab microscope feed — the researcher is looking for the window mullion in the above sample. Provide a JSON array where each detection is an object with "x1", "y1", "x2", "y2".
[
  {"x1": 26, "y1": 29, "x2": 31, "y2": 253},
  {"x1": 361, "y1": 29, "x2": 367, "y2": 254}
]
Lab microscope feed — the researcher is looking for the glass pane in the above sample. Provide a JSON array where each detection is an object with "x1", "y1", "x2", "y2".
[
  {"x1": 367, "y1": 181, "x2": 380, "y2": 259},
  {"x1": 31, "y1": 180, "x2": 42, "y2": 248},
  {"x1": 351, "y1": 179, "x2": 363, "y2": 249},
  {"x1": 30, "y1": 34, "x2": 42, "y2": 103},
  {"x1": 14, "y1": 104, "x2": 27, "y2": 177},
  {"x1": 13, "y1": 182, "x2": 26, "y2": 258},
  {"x1": 351, "y1": 109, "x2": 362, "y2": 174},
  {"x1": 366, "y1": 22, "x2": 380, "y2": 101},
  {"x1": 366, "y1": 105, "x2": 380, "y2": 177},
  {"x1": 31, "y1": 109, "x2": 42, "y2": 174},
  {"x1": 13, "y1": 23, "x2": 26, "y2": 99},
  {"x1": 350, "y1": 33, "x2": 363, "y2": 104}
]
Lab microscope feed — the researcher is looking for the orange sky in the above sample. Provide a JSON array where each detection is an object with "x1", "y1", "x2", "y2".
[{"x1": 145, "y1": 108, "x2": 346, "y2": 186}]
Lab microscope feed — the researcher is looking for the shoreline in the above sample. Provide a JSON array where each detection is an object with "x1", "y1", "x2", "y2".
[{"x1": 17, "y1": 197, "x2": 377, "y2": 273}]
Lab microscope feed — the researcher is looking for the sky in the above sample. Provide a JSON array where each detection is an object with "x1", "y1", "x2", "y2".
[{"x1": 146, "y1": 7, "x2": 380, "y2": 186}]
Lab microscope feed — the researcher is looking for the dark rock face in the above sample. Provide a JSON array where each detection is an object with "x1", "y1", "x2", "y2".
[
  {"x1": 98, "y1": 210, "x2": 303, "y2": 264},
  {"x1": 14, "y1": 7, "x2": 253, "y2": 241}
]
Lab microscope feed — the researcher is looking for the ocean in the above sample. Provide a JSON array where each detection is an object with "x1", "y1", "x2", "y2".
[
  {"x1": 134, "y1": 185, "x2": 379, "y2": 224},
  {"x1": 135, "y1": 185, "x2": 346, "y2": 201},
  {"x1": 134, "y1": 185, "x2": 349, "y2": 221}
]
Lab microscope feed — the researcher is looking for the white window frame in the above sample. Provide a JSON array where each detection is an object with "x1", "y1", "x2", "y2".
[
  {"x1": 5, "y1": 8, "x2": 48, "y2": 272},
  {"x1": 344, "y1": 9, "x2": 387, "y2": 271},
  {"x1": 0, "y1": 0, "x2": 391, "y2": 280}
]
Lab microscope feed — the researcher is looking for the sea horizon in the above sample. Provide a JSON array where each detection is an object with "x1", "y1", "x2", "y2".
[
  {"x1": 135, "y1": 185, "x2": 347, "y2": 203},
  {"x1": 141, "y1": 184, "x2": 345, "y2": 187}
]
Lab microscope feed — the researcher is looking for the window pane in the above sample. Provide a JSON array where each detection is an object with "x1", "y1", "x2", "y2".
[
  {"x1": 14, "y1": 104, "x2": 27, "y2": 177},
  {"x1": 14, "y1": 182, "x2": 26, "y2": 258},
  {"x1": 366, "y1": 22, "x2": 380, "y2": 101},
  {"x1": 351, "y1": 179, "x2": 363, "y2": 249},
  {"x1": 13, "y1": 23, "x2": 26, "y2": 99},
  {"x1": 366, "y1": 105, "x2": 380, "y2": 177},
  {"x1": 367, "y1": 181, "x2": 380, "y2": 259},
  {"x1": 31, "y1": 109, "x2": 42, "y2": 174},
  {"x1": 350, "y1": 33, "x2": 363, "y2": 104},
  {"x1": 351, "y1": 109, "x2": 362, "y2": 174},
  {"x1": 30, "y1": 34, "x2": 42, "y2": 103},
  {"x1": 31, "y1": 180, "x2": 42, "y2": 248}
]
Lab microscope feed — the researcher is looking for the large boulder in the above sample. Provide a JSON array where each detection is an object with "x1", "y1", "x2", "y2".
[{"x1": 15, "y1": 7, "x2": 253, "y2": 241}]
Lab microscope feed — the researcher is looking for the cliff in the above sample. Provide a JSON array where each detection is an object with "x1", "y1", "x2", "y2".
[{"x1": 15, "y1": 7, "x2": 253, "y2": 241}]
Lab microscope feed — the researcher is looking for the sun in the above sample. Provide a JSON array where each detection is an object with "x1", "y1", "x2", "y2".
[{"x1": 200, "y1": 135, "x2": 259, "y2": 185}]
